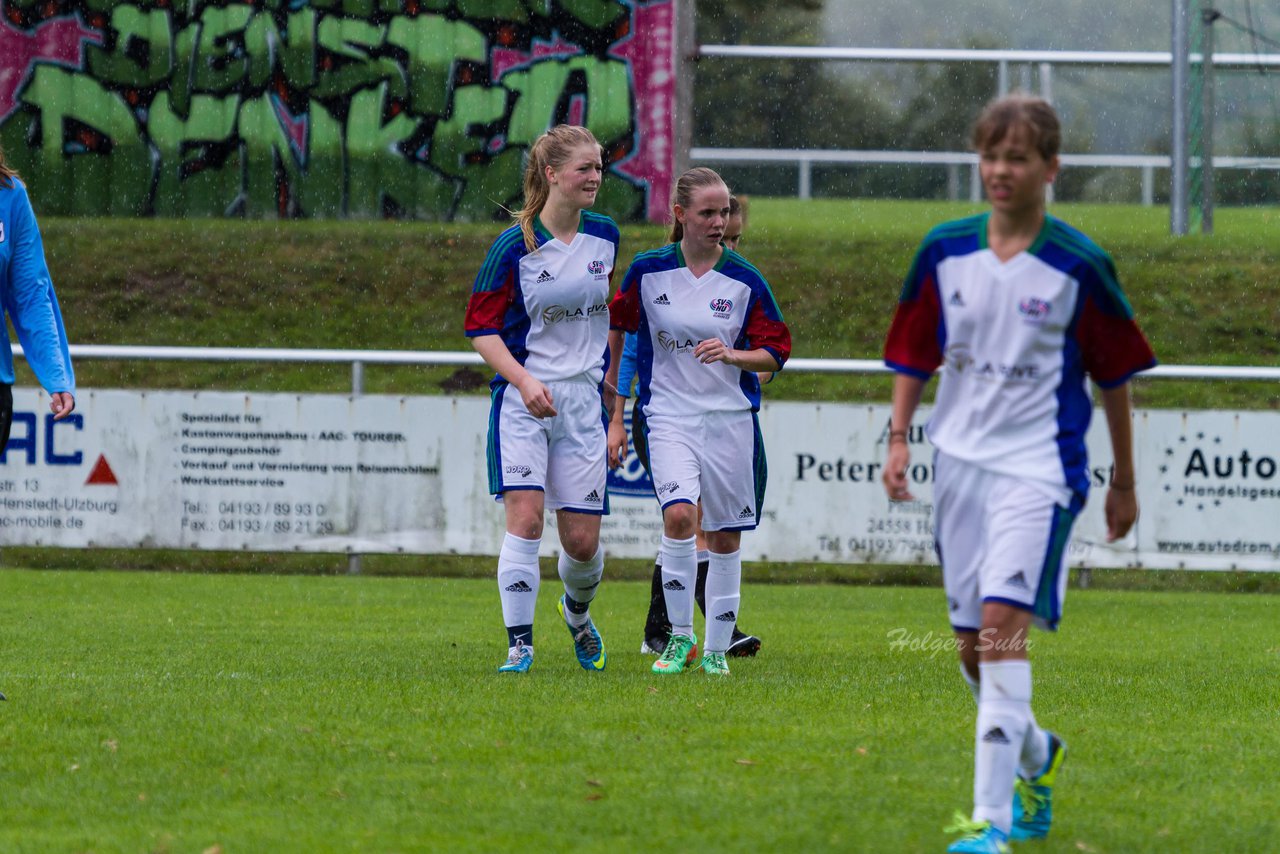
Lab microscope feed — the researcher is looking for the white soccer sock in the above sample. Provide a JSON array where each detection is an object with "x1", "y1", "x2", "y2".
[
  {"x1": 961, "y1": 662, "x2": 981, "y2": 705},
  {"x1": 497, "y1": 532, "x2": 541, "y2": 644},
  {"x1": 703, "y1": 550, "x2": 741, "y2": 653},
  {"x1": 660, "y1": 535, "x2": 697, "y2": 637},
  {"x1": 1020, "y1": 709, "x2": 1050, "y2": 779},
  {"x1": 972, "y1": 660, "x2": 1032, "y2": 835},
  {"x1": 558, "y1": 546, "x2": 604, "y2": 628}
]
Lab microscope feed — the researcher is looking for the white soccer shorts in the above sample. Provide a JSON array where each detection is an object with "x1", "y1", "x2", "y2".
[
  {"x1": 486, "y1": 379, "x2": 609, "y2": 514},
  {"x1": 932, "y1": 450, "x2": 1080, "y2": 632},
  {"x1": 643, "y1": 409, "x2": 766, "y2": 531}
]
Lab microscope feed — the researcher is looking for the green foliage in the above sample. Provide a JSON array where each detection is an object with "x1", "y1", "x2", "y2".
[{"x1": 0, "y1": 569, "x2": 1276, "y2": 850}]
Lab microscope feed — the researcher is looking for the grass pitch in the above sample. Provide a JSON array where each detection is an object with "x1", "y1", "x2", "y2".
[{"x1": 0, "y1": 569, "x2": 1276, "y2": 852}]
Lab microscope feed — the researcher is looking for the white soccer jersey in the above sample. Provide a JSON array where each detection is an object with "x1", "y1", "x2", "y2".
[
  {"x1": 465, "y1": 212, "x2": 619, "y2": 385},
  {"x1": 885, "y1": 213, "x2": 1155, "y2": 500},
  {"x1": 609, "y1": 244, "x2": 790, "y2": 417}
]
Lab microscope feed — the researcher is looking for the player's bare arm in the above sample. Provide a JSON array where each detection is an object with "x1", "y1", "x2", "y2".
[
  {"x1": 1100, "y1": 382, "x2": 1138, "y2": 541},
  {"x1": 883, "y1": 373, "x2": 927, "y2": 502},
  {"x1": 471, "y1": 335, "x2": 556, "y2": 418},
  {"x1": 692, "y1": 338, "x2": 781, "y2": 372}
]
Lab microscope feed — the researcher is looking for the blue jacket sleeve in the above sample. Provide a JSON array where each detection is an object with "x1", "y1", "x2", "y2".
[
  {"x1": 617, "y1": 331, "x2": 639, "y2": 397},
  {"x1": 4, "y1": 183, "x2": 74, "y2": 394}
]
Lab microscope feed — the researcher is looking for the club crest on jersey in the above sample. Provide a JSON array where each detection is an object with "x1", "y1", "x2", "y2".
[
  {"x1": 656, "y1": 330, "x2": 696, "y2": 353},
  {"x1": 587, "y1": 260, "x2": 605, "y2": 276},
  {"x1": 1018, "y1": 297, "x2": 1051, "y2": 322},
  {"x1": 709, "y1": 297, "x2": 734, "y2": 317}
]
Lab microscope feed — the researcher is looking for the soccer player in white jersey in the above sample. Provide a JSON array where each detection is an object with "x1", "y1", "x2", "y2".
[
  {"x1": 616, "y1": 195, "x2": 762, "y2": 659},
  {"x1": 464, "y1": 125, "x2": 620, "y2": 674},
  {"x1": 606, "y1": 168, "x2": 791, "y2": 677},
  {"x1": 882, "y1": 96, "x2": 1156, "y2": 853}
]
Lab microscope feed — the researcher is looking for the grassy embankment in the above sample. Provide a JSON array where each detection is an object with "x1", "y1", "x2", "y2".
[{"x1": 10, "y1": 199, "x2": 1279, "y2": 585}]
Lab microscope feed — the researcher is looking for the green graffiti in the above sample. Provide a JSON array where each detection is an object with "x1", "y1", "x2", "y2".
[
  {"x1": 86, "y1": 6, "x2": 173, "y2": 88},
  {"x1": 346, "y1": 82, "x2": 456, "y2": 218},
  {"x1": 503, "y1": 56, "x2": 632, "y2": 147},
  {"x1": 1, "y1": 0, "x2": 656, "y2": 219},
  {"x1": 385, "y1": 14, "x2": 485, "y2": 119}
]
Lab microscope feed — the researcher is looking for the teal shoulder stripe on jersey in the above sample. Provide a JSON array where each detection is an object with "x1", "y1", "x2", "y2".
[
  {"x1": 476, "y1": 227, "x2": 524, "y2": 292},
  {"x1": 1043, "y1": 219, "x2": 1134, "y2": 315},
  {"x1": 581, "y1": 210, "x2": 620, "y2": 241},
  {"x1": 899, "y1": 214, "x2": 986, "y2": 300},
  {"x1": 630, "y1": 244, "x2": 675, "y2": 269}
]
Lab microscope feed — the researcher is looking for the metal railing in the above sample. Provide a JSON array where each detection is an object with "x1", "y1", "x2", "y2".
[
  {"x1": 37, "y1": 345, "x2": 1280, "y2": 384},
  {"x1": 690, "y1": 147, "x2": 1280, "y2": 205},
  {"x1": 694, "y1": 45, "x2": 1280, "y2": 205}
]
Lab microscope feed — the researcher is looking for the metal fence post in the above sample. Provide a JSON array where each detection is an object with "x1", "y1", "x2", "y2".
[{"x1": 348, "y1": 359, "x2": 364, "y2": 575}]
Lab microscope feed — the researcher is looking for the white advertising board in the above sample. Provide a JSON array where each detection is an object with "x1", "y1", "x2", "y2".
[{"x1": 2, "y1": 389, "x2": 1277, "y2": 570}]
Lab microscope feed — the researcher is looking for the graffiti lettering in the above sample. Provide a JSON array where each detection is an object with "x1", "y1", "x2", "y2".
[{"x1": 0, "y1": 0, "x2": 673, "y2": 220}]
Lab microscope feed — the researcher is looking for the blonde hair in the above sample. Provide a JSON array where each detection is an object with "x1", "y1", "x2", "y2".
[
  {"x1": 971, "y1": 94, "x2": 1061, "y2": 160},
  {"x1": 0, "y1": 145, "x2": 18, "y2": 189},
  {"x1": 516, "y1": 125, "x2": 601, "y2": 251},
  {"x1": 669, "y1": 167, "x2": 729, "y2": 242}
]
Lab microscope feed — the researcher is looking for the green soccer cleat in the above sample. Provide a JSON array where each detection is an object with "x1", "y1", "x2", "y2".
[
  {"x1": 497, "y1": 640, "x2": 533, "y2": 673},
  {"x1": 1012, "y1": 731, "x2": 1066, "y2": 840},
  {"x1": 651, "y1": 632, "x2": 698, "y2": 675},
  {"x1": 557, "y1": 596, "x2": 607, "y2": 671},
  {"x1": 944, "y1": 812, "x2": 1010, "y2": 854},
  {"x1": 700, "y1": 651, "x2": 731, "y2": 676}
]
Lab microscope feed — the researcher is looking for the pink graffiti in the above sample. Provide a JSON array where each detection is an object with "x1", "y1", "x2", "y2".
[
  {"x1": 270, "y1": 94, "x2": 309, "y2": 166},
  {"x1": 610, "y1": 2, "x2": 675, "y2": 221},
  {"x1": 490, "y1": 34, "x2": 583, "y2": 84},
  {"x1": 0, "y1": 16, "x2": 102, "y2": 120}
]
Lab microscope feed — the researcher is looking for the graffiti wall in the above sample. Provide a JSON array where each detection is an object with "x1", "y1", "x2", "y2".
[{"x1": 0, "y1": 0, "x2": 675, "y2": 220}]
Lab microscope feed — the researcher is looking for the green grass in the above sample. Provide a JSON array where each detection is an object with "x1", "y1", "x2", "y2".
[
  {"x1": 1, "y1": 569, "x2": 1277, "y2": 852},
  {"x1": 36, "y1": 200, "x2": 1280, "y2": 409}
]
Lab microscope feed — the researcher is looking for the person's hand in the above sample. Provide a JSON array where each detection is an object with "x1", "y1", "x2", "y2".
[
  {"x1": 607, "y1": 420, "x2": 628, "y2": 469},
  {"x1": 50, "y1": 392, "x2": 75, "y2": 421},
  {"x1": 516, "y1": 377, "x2": 556, "y2": 418},
  {"x1": 1105, "y1": 484, "x2": 1138, "y2": 542},
  {"x1": 882, "y1": 440, "x2": 913, "y2": 501},
  {"x1": 694, "y1": 338, "x2": 734, "y2": 366}
]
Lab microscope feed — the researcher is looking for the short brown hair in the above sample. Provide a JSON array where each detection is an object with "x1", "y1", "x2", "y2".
[{"x1": 971, "y1": 95, "x2": 1061, "y2": 161}]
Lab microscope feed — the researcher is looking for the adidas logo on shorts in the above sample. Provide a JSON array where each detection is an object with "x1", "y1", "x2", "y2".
[
  {"x1": 1005, "y1": 571, "x2": 1030, "y2": 590},
  {"x1": 737, "y1": 506, "x2": 754, "y2": 519},
  {"x1": 584, "y1": 489, "x2": 601, "y2": 503},
  {"x1": 982, "y1": 727, "x2": 1011, "y2": 745},
  {"x1": 652, "y1": 293, "x2": 671, "y2": 305},
  {"x1": 536, "y1": 269, "x2": 555, "y2": 284},
  {"x1": 504, "y1": 580, "x2": 533, "y2": 593},
  {"x1": 949, "y1": 289, "x2": 965, "y2": 306},
  {"x1": 663, "y1": 579, "x2": 686, "y2": 591},
  {"x1": 715, "y1": 610, "x2": 737, "y2": 622}
]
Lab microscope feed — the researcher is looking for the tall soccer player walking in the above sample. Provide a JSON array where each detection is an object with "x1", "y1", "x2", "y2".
[
  {"x1": 464, "y1": 125, "x2": 620, "y2": 674},
  {"x1": 881, "y1": 96, "x2": 1156, "y2": 853}
]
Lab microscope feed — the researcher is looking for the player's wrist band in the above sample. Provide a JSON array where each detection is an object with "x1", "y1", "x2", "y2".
[{"x1": 889, "y1": 429, "x2": 909, "y2": 445}]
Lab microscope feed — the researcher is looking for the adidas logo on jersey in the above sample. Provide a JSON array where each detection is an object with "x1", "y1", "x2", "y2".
[
  {"x1": 584, "y1": 489, "x2": 601, "y2": 503},
  {"x1": 949, "y1": 290, "x2": 965, "y2": 306},
  {"x1": 715, "y1": 610, "x2": 737, "y2": 623},
  {"x1": 504, "y1": 580, "x2": 533, "y2": 593},
  {"x1": 737, "y1": 506, "x2": 754, "y2": 519},
  {"x1": 982, "y1": 727, "x2": 1011, "y2": 745},
  {"x1": 535, "y1": 269, "x2": 555, "y2": 284},
  {"x1": 1005, "y1": 571, "x2": 1029, "y2": 590},
  {"x1": 663, "y1": 579, "x2": 686, "y2": 591},
  {"x1": 652, "y1": 293, "x2": 671, "y2": 305}
]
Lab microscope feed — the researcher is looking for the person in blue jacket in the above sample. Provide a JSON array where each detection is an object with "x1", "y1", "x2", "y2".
[{"x1": 0, "y1": 147, "x2": 77, "y2": 693}]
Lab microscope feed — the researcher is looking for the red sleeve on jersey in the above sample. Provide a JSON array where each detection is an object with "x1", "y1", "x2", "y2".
[
  {"x1": 744, "y1": 301, "x2": 791, "y2": 368},
  {"x1": 1075, "y1": 294, "x2": 1157, "y2": 388},
  {"x1": 608, "y1": 271, "x2": 641, "y2": 333},
  {"x1": 464, "y1": 267, "x2": 515, "y2": 336},
  {"x1": 884, "y1": 273, "x2": 943, "y2": 377}
]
